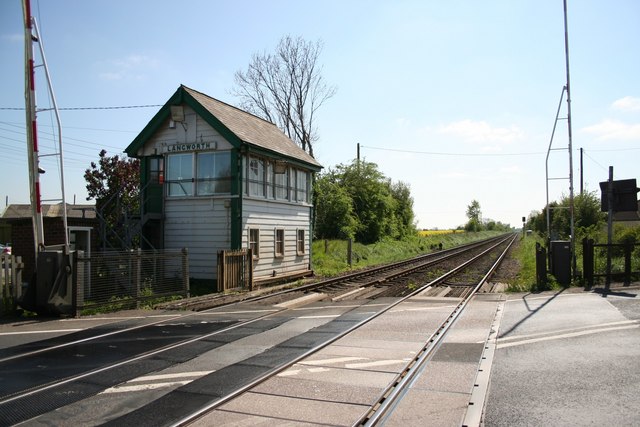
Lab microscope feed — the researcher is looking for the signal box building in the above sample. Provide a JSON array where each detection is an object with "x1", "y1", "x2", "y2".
[{"x1": 125, "y1": 85, "x2": 322, "y2": 281}]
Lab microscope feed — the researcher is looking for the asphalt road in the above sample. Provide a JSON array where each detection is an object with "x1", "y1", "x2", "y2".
[{"x1": 484, "y1": 286, "x2": 640, "y2": 426}]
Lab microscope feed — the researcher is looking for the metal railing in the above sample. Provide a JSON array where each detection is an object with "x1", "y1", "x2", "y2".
[
  {"x1": 76, "y1": 248, "x2": 189, "y2": 314},
  {"x1": 583, "y1": 239, "x2": 639, "y2": 288}
]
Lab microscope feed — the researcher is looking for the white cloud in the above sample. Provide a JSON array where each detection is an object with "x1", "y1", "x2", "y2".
[
  {"x1": 2, "y1": 33, "x2": 23, "y2": 43},
  {"x1": 581, "y1": 119, "x2": 640, "y2": 141},
  {"x1": 98, "y1": 54, "x2": 160, "y2": 81},
  {"x1": 612, "y1": 96, "x2": 640, "y2": 112},
  {"x1": 438, "y1": 119, "x2": 524, "y2": 144},
  {"x1": 440, "y1": 171, "x2": 468, "y2": 179},
  {"x1": 393, "y1": 117, "x2": 412, "y2": 129},
  {"x1": 499, "y1": 165, "x2": 521, "y2": 174}
]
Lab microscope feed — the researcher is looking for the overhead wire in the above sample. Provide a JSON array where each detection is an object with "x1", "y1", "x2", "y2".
[
  {"x1": 360, "y1": 144, "x2": 640, "y2": 158},
  {"x1": 0, "y1": 104, "x2": 163, "y2": 111}
]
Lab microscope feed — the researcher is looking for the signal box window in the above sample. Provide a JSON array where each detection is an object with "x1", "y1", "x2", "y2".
[
  {"x1": 249, "y1": 229, "x2": 260, "y2": 259},
  {"x1": 275, "y1": 229, "x2": 285, "y2": 257}
]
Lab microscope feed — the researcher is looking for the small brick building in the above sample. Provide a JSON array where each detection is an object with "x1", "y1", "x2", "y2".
[{"x1": 0, "y1": 204, "x2": 98, "y2": 280}]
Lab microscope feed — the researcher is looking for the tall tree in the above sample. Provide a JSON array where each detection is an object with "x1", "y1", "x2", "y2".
[
  {"x1": 390, "y1": 181, "x2": 416, "y2": 238},
  {"x1": 465, "y1": 200, "x2": 483, "y2": 232},
  {"x1": 232, "y1": 35, "x2": 336, "y2": 157}
]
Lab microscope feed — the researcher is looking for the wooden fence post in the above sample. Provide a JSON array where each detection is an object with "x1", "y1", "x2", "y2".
[{"x1": 182, "y1": 248, "x2": 190, "y2": 297}]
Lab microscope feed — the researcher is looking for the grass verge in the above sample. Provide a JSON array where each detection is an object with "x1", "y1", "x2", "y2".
[
  {"x1": 312, "y1": 231, "x2": 506, "y2": 277},
  {"x1": 507, "y1": 233, "x2": 562, "y2": 292}
]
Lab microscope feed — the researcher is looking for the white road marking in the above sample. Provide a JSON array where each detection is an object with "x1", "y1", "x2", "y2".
[
  {"x1": 346, "y1": 359, "x2": 409, "y2": 369},
  {"x1": 0, "y1": 329, "x2": 83, "y2": 336},
  {"x1": 100, "y1": 370, "x2": 214, "y2": 394},
  {"x1": 298, "y1": 315, "x2": 341, "y2": 319},
  {"x1": 300, "y1": 356, "x2": 367, "y2": 366},
  {"x1": 391, "y1": 305, "x2": 457, "y2": 313},
  {"x1": 495, "y1": 320, "x2": 639, "y2": 343},
  {"x1": 101, "y1": 381, "x2": 192, "y2": 394},
  {"x1": 278, "y1": 356, "x2": 410, "y2": 377},
  {"x1": 496, "y1": 324, "x2": 640, "y2": 349},
  {"x1": 278, "y1": 369, "x2": 301, "y2": 377},
  {"x1": 127, "y1": 371, "x2": 213, "y2": 382},
  {"x1": 195, "y1": 309, "x2": 278, "y2": 315}
]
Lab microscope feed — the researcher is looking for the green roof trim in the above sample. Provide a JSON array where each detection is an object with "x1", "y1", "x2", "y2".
[
  {"x1": 125, "y1": 85, "x2": 323, "y2": 172},
  {"x1": 125, "y1": 85, "x2": 243, "y2": 157}
]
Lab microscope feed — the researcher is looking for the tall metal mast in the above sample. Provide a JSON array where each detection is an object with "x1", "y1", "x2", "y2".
[{"x1": 563, "y1": 0, "x2": 576, "y2": 278}]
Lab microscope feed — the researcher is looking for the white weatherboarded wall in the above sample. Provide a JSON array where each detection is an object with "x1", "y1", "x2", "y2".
[
  {"x1": 140, "y1": 105, "x2": 234, "y2": 156},
  {"x1": 242, "y1": 198, "x2": 312, "y2": 279},
  {"x1": 164, "y1": 198, "x2": 232, "y2": 279}
]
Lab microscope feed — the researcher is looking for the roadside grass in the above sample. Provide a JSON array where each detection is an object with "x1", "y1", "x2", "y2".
[
  {"x1": 312, "y1": 231, "x2": 506, "y2": 277},
  {"x1": 507, "y1": 233, "x2": 561, "y2": 293}
]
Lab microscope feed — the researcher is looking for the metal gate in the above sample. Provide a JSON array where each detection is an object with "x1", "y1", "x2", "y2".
[{"x1": 217, "y1": 249, "x2": 253, "y2": 292}]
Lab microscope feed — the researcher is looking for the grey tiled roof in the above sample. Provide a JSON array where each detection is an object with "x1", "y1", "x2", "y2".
[
  {"x1": 182, "y1": 86, "x2": 322, "y2": 168},
  {"x1": 1, "y1": 204, "x2": 96, "y2": 220}
]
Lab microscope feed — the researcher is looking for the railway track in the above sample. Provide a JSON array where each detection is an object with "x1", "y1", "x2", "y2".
[{"x1": 0, "y1": 233, "x2": 516, "y2": 426}]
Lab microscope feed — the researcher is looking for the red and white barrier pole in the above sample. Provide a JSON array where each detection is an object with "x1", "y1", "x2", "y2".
[{"x1": 23, "y1": 0, "x2": 45, "y2": 253}]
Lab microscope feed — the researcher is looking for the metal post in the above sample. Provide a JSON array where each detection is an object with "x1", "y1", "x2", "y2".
[
  {"x1": 623, "y1": 242, "x2": 632, "y2": 286},
  {"x1": 563, "y1": 0, "x2": 576, "y2": 277},
  {"x1": 32, "y1": 17, "x2": 69, "y2": 250},
  {"x1": 580, "y1": 147, "x2": 584, "y2": 195},
  {"x1": 536, "y1": 243, "x2": 547, "y2": 291},
  {"x1": 135, "y1": 248, "x2": 141, "y2": 308},
  {"x1": 563, "y1": 0, "x2": 576, "y2": 280},
  {"x1": 606, "y1": 166, "x2": 613, "y2": 290},
  {"x1": 582, "y1": 238, "x2": 594, "y2": 290},
  {"x1": 545, "y1": 86, "x2": 567, "y2": 241},
  {"x1": 182, "y1": 248, "x2": 189, "y2": 297}
]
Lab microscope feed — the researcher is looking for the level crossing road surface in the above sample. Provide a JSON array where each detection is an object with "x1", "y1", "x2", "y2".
[
  {"x1": 0, "y1": 284, "x2": 638, "y2": 426},
  {"x1": 484, "y1": 285, "x2": 640, "y2": 426}
]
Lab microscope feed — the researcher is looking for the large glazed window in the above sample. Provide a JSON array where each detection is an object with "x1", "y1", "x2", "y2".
[
  {"x1": 275, "y1": 167, "x2": 289, "y2": 201},
  {"x1": 248, "y1": 157, "x2": 265, "y2": 197},
  {"x1": 167, "y1": 153, "x2": 193, "y2": 196},
  {"x1": 295, "y1": 170, "x2": 309, "y2": 203},
  {"x1": 167, "y1": 151, "x2": 231, "y2": 197},
  {"x1": 197, "y1": 152, "x2": 231, "y2": 195}
]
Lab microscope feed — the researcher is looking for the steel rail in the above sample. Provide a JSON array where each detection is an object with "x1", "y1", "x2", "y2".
[
  {"x1": 353, "y1": 233, "x2": 517, "y2": 426},
  {"x1": 185, "y1": 234, "x2": 511, "y2": 308},
  {"x1": 1, "y1": 235, "x2": 507, "y2": 364},
  {"x1": 174, "y1": 234, "x2": 516, "y2": 427},
  {"x1": 0, "y1": 235, "x2": 513, "y2": 424}
]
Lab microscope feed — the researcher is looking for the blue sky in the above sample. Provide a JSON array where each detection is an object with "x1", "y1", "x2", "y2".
[{"x1": 1, "y1": 0, "x2": 638, "y2": 229}]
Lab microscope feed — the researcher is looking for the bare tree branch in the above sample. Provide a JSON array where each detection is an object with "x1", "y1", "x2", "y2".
[{"x1": 231, "y1": 35, "x2": 336, "y2": 157}]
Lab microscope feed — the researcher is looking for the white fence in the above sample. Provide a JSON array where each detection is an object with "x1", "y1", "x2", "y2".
[{"x1": 1, "y1": 254, "x2": 23, "y2": 315}]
